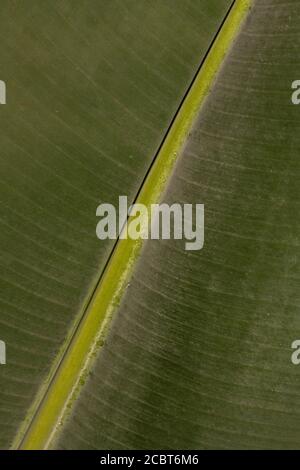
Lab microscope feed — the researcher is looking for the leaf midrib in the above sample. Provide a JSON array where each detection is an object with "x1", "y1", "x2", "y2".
[{"x1": 15, "y1": 0, "x2": 251, "y2": 450}]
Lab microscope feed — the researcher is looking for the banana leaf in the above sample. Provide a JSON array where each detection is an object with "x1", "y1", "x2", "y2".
[
  {"x1": 55, "y1": 0, "x2": 300, "y2": 450},
  {"x1": 0, "y1": 0, "x2": 232, "y2": 449}
]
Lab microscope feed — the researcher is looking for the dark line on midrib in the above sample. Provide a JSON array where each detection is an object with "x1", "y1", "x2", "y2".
[
  {"x1": 18, "y1": 0, "x2": 237, "y2": 448},
  {"x1": 133, "y1": 0, "x2": 236, "y2": 205},
  {"x1": 77, "y1": 0, "x2": 237, "y2": 301}
]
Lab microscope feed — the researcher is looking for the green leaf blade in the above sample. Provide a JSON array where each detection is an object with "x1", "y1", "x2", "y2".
[
  {"x1": 55, "y1": 0, "x2": 300, "y2": 450},
  {"x1": 0, "y1": 0, "x2": 233, "y2": 449}
]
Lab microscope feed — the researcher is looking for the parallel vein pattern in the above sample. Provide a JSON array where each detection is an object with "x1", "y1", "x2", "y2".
[
  {"x1": 0, "y1": 0, "x2": 231, "y2": 449},
  {"x1": 56, "y1": 0, "x2": 300, "y2": 450}
]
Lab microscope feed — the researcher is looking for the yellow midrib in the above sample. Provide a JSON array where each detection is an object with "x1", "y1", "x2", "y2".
[{"x1": 17, "y1": 0, "x2": 252, "y2": 450}]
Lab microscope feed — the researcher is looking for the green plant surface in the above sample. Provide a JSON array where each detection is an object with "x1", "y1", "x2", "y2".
[
  {"x1": 55, "y1": 0, "x2": 300, "y2": 450},
  {"x1": 19, "y1": 0, "x2": 250, "y2": 450},
  {"x1": 0, "y1": 0, "x2": 233, "y2": 449}
]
